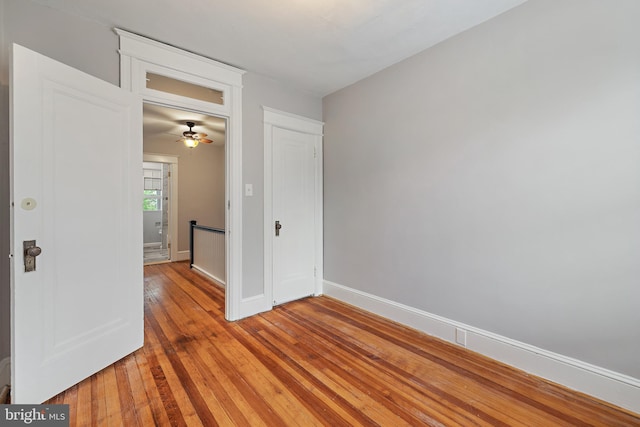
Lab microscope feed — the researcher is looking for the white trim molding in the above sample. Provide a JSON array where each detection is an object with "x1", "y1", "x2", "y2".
[
  {"x1": 263, "y1": 107, "x2": 324, "y2": 310},
  {"x1": 116, "y1": 29, "x2": 246, "y2": 321},
  {"x1": 192, "y1": 265, "x2": 226, "y2": 288},
  {"x1": 0, "y1": 357, "x2": 10, "y2": 388},
  {"x1": 263, "y1": 107, "x2": 324, "y2": 134},
  {"x1": 323, "y1": 280, "x2": 640, "y2": 414},
  {"x1": 174, "y1": 250, "x2": 190, "y2": 262}
]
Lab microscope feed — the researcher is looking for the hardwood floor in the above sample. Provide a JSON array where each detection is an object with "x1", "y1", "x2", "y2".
[{"x1": 47, "y1": 261, "x2": 639, "y2": 426}]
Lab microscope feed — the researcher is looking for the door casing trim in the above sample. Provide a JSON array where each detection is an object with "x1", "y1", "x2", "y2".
[{"x1": 116, "y1": 29, "x2": 246, "y2": 320}]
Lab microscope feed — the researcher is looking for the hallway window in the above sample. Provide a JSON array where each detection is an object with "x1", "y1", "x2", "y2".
[
  {"x1": 143, "y1": 190, "x2": 161, "y2": 211},
  {"x1": 143, "y1": 166, "x2": 163, "y2": 211}
]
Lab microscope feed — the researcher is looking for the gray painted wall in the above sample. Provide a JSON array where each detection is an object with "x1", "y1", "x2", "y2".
[
  {"x1": 323, "y1": 0, "x2": 640, "y2": 378},
  {"x1": 0, "y1": 0, "x2": 322, "y2": 362}
]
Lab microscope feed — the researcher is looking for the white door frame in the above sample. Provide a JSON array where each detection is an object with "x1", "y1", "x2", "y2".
[
  {"x1": 263, "y1": 107, "x2": 324, "y2": 307},
  {"x1": 116, "y1": 29, "x2": 247, "y2": 320},
  {"x1": 143, "y1": 153, "x2": 178, "y2": 262}
]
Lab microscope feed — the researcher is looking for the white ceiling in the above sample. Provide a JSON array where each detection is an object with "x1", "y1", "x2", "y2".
[
  {"x1": 31, "y1": 0, "x2": 527, "y2": 97},
  {"x1": 143, "y1": 104, "x2": 226, "y2": 148}
]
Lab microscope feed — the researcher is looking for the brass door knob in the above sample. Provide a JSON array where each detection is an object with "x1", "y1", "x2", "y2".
[
  {"x1": 23, "y1": 240, "x2": 42, "y2": 272},
  {"x1": 27, "y1": 246, "x2": 42, "y2": 257}
]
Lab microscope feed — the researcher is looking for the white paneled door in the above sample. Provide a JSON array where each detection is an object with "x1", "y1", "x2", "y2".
[
  {"x1": 272, "y1": 127, "x2": 316, "y2": 305},
  {"x1": 11, "y1": 44, "x2": 143, "y2": 403}
]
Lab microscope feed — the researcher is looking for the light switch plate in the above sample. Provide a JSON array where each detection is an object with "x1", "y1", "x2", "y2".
[{"x1": 245, "y1": 184, "x2": 253, "y2": 197}]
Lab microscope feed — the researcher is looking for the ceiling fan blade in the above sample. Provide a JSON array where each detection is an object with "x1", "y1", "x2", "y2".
[
  {"x1": 199, "y1": 138, "x2": 213, "y2": 144},
  {"x1": 195, "y1": 132, "x2": 208, "y2": 138}
]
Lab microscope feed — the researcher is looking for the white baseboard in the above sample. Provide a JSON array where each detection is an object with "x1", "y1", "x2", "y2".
[
  {"x1": 174, "y1": 250, "x2": 190, "y2": 262},
  {"x1": 323, "y1": 280, "x2": 640, "y2": 415},
  {"x1": 0, "y1": 357, "x2": 10, "y2": 388},
  {"x1": 191, "y1": 264, "x2": 226, "y2": 288}
]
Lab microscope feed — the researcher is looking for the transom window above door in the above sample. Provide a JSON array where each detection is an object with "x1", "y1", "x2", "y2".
[
  {"x1": 135, "y1": 61, "x2": 233, "y2": 115},
  {"x1": 146, "y1": 72, "x2": 224, "y2": 105}
]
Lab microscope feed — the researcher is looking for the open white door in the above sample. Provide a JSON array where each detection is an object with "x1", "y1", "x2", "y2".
[{"x1": 10, "y1": 44, "x2": 143, "y2": 403}]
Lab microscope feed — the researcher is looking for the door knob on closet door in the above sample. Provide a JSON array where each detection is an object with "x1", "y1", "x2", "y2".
[{"x1": 275, "y1": 220, "x2": 282, "y2": 236}]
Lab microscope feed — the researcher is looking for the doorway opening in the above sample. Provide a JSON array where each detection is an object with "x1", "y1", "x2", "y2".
[
  {"x1": 143, "y1": 161, "x2": 171, "y2": 264},
  {"x1": 143, "y1": 103, "x2": 227, "y2": 284}
]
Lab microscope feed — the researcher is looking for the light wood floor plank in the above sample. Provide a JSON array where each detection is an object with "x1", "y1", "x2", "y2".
[
  {"x1": 74, "y1": 376, "x2": 92, "y2": 427},
  {"x1": 131, "y1": 351, "x2": 173, "y2": 427},
  {"x1": 120, "y1": 353, "x2": 154, "y2": 427},
  {"x1": 45, "y1": 262, "x2": 640, "y2": 426}
]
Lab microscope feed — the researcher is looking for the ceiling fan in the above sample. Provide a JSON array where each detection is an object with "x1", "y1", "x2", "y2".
[{"x1": 177, "y1": 121, "x2": 213, "y2": 148}]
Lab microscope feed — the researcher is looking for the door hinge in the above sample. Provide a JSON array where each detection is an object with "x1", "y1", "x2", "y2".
[
  {"x1": 313, "y1": 147, "x2": 317, "y2": 158},
  {"x1": 168, "y1": 171, "x2": 171, "y2": 177},
  {"x1": 228, "y1": 200, "x2": 231, "y2": 210},
  {"x1": 168, "y1": 242, "x2": 171, "y2": 249},
  {"x1": 314, "y1": 266, "x2": 317, "y2": 277}
]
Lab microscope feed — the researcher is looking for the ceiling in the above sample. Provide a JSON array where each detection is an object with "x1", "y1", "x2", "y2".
[
  {"x1": 31, "y1": 0, "x2": 527, "y2": 97},
  {"x1": 143, "y1": 104, "x2": 226, "y2": 148}
]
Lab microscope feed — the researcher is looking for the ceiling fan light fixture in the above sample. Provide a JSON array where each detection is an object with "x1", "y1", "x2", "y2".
[
  {"x1": 177, "y1": 121, "x2": 212, "y2": 148},
  {"x1": 183, "y1": 137, "x2": 199, "y2": 148}
]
